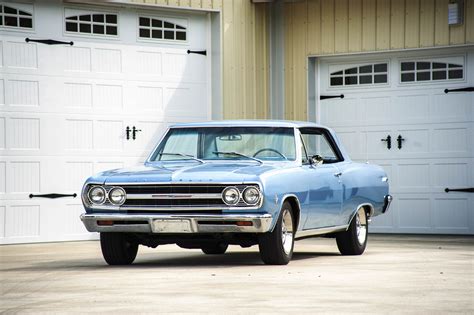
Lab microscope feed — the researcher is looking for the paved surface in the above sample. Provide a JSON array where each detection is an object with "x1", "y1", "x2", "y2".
[{"x1": 0, "y1": 235, "x2": 473, "y2": 314}]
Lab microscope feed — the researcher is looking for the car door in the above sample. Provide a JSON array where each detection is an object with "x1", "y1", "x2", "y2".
[{"x1": 300, "y1": 128, "x2": 344, "y2": 229}]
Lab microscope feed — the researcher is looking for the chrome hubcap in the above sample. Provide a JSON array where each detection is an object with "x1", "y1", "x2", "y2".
[
  {"x1": 281, "y1": 209, "x2": 294, "y2": 255},
  {"x1": 356, "y1": 208, "x2": 367, "y2": 245}
]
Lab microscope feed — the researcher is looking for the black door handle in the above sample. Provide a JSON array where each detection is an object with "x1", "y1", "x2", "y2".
[
  {"x1": 445, "y1": 188, "x2": 474, "y2": 193},
  {"x1": 132, "y1": 126, "x2": 142, "y2": 140},
  {"x1": 381, "y1": 135, "x2": 391, "y2": 149},
  {"x1": 187, "y1": 50, "x2": 206, "y2": 56},
  {"x1": 444, "y1": 87, "x2": 474, "y2": 93},
  {"x1": 320, "y1": 94, "x2": 344, "y2": 100},
  {"x1": 126, "y1": 126, "x2": 131, "y2": 140},
  {"x1": 397, "y1": 135, "x2": 405, "y2": 149},
  {"x1": 29, "y1": 193, "x2": 77, "y2": 199},
  {"x1": 26, "y1": 38, "x2": 73, "y2": 46}
]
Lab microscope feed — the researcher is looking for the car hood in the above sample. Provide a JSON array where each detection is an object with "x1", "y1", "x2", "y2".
[{"x1": 99, "y1": 162, "x2": 287, "y2": 184}]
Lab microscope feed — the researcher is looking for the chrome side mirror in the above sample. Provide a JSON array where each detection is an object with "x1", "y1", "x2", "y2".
[{"x1": 311, "y1": 154, "x2": 324, "y2": 166}]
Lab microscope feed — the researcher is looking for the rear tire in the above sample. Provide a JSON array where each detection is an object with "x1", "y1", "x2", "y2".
[
  {"x1": 336, "y1": 208, "x2": 368, "y2": 255},
  {"x1": 201, "y1": 243, "x2": 228, "y2": 255},
  {"x1": 100, "y1": 232, "x2": 138, "y2": 265},
  {"x1": 258, "y1": 201, "x2": 295, "y2": 265}
]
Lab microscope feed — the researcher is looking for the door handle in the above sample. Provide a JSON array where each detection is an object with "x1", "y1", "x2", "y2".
[
  {"x1": 381, "y1": 135, "x2": 391, "y2": 149},
  {"x1": 445, "y1": 187, "x2": 474, "y2": 193},
  {"x1": 126, "y1": 126, "x2": 131, "y2": 140},
  {"x1": 132, "y1": 126, "x2": 142, "y2": 140},
  {"x1": 334, "y1": 172, "x2": 342, "y2": 177},
  {"x1": 397, "y1": 135, "x2": 405, "y2": 149},
  {"x1": 26, "y1": 38, "x2": 73, "y2": 46}
]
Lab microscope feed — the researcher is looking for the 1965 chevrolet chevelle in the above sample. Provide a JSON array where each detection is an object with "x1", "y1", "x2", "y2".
[{"x1": 81, "y1": 120, "x2": 392, "y2": 265}]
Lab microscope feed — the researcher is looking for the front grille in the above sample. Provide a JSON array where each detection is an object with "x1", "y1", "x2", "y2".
[{"x1": 114, "y1": 184, "x2": 260, "y2": 210}]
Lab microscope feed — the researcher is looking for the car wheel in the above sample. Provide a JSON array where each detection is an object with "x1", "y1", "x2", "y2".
[
  {"x1": 258, "y1": 201, "x2": 294, "y2": 265},
  {"x1": 336, "y1": 207, "x2": 368, "y2": 255},
  {"x1": 100, "y1": 232, "x2": 139, "y2": 265},
  {"x1": 201, "y1": 243, "x2": 228, "y2": 255}
]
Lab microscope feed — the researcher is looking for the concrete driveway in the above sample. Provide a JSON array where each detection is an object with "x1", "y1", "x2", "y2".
[{"x1": 1, "y1": 235, "x2": 472, "y2": 314}]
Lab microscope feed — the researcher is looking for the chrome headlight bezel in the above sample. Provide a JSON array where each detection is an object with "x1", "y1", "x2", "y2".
[
  {"x1": 108, "y1": 187, "x2": 127, "y2": 205},
  {"x1": 87, "y1": 186, "x2": 107, "y2": 205},
  {"x1": 221, "y1": 186, "x2": 240, "y2": 205},
  {"x1": 242, "y1": 186, "x2": 261, "y2": 205}
]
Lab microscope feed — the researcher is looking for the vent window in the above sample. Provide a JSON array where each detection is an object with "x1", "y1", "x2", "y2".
[
  {"x1": 0, "y1": 3, "x2": 33, "y2": 29},
  {"x1": 65, "y1": 12, "x2": 118, "y2": 36},
  {"x1": 138, "y1": 17, "x2": 187, "y2": 41},
  {"x1": 400, "y1": 61, "x2": 464, "y2": 82},
  {"x1": 330, "y1": 63, "x2": 388, "y2": 87}
]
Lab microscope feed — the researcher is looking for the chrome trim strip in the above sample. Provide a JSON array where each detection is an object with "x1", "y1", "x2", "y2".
[
  {"x1": 294, "y1": 225, "x2": 349, "y2": 240},
  {"x1": 80, "y1": 213, "x2": 273, "y2": 234},
  {"x1": 126, "y1": 193, "x2": 222, "y2": 200},
  {"x1": 89, "y1": 205, "x2": 263, "y2": 211}
]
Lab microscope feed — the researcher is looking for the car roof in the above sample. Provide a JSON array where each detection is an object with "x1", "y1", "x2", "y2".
[{"x1": 169, "y1": 120, "x2": 326, "y2": 129}]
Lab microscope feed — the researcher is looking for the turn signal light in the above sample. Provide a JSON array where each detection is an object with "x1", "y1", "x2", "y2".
[
  {"x1": 97, "y1": 220, "x2": 114, "y2": 226},
  {"x1": 236, "y1": 221, "x2": 253, "y2": 227}
]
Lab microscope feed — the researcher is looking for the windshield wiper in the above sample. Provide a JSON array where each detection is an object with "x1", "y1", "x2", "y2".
[
  {"x1": 156, "y1": 153, "x2": 204, "y2": 163},
  {"x1": 212, "y1": 151, "x2": 263, "y2": 164}
]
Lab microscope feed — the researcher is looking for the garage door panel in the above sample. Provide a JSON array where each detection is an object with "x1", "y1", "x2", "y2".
[
  {"x1": 433, "y1": 198, "x2": 471, "y2": 233},
  {"x1": 432, "y1": 126, "x2": 470, "y2": 154},
  {"x1": 432, "y1": 92, "x2": 473, "y2": 122},
  {"x1": 397, "y1": 198, "x2": 432, "y2": 230},
  {"x1": 393, "y1": 94, "x2": 429, "y2": 123},
  {"x1": 396, "y1": 128, "x2": 429, "y2": 154},
  {"x1": 432, "y1": 162, "x2": 470, "y2": 189},
  {"x1": 4, "y1": 40, "x2": 38, "y2": 70},
  {"x1": 363, "y1": 96, "x2": 391, "y2": 124}
]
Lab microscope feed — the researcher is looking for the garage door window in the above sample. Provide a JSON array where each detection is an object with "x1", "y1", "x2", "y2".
[
  {"x1": 65, "y1": 11, "x2": 118, "y2": 36},
  {"x1": 138, "y1": 16, "x2": 187, "y2": 41},
  {"x1": 330, "y1": 63, "x2": 388, "y2": 87},
  {"x1": 0, "y1": 3, "x2": 33, "y2": 29},
  {"x1": 400, "y1": 61, "x2": 464, "y2": 82}
]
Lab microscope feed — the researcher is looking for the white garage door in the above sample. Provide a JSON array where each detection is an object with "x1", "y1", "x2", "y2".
[
  {"x1": 0, "y1": 0, "x2": 210, "y2": 244},
  {"x1": 318, "y1": 47, "x2": 474, "y2": 235}
]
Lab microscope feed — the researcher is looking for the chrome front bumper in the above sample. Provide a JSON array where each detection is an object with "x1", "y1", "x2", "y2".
[{"x1": 80, "y1": 213, "x2": 273, "y2": 234}]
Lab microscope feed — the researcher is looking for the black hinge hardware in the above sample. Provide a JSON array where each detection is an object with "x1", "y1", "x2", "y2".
[
  {"x1": 132, "y1": 126, "x2": 142, "y2": 140},
  {"x1": 445, "y1": 188, "x2": 474, "y2": 193},
  {"x1": 126, "y1": 126, "x2": 131, "y2": 140},
  {"x1": 320, "y1": 94, "x2": 344, "y2": 100},
  {"x1": 397, "y1": 135, "x2": 405, "y2": 149},
  {"x1": 187, "y1": 50, "x2": 207, "y2": 56},
  {"x1": 381, "y1": 135, "x2": 391, "y2": 150},
  {"x1": 25, "y1": 38, "x2": 74, "y2": 46},
  {"x1": 444, "y1": 87, "x2": 474, "y2": 93},
  {"x1": 29, "y1": 193, "x2": 77, "y2": 199}
]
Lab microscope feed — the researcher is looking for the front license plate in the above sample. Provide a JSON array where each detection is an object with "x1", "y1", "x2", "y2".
[{"x1": 152, "y1": 219, "x2": 192, "y2": 233}]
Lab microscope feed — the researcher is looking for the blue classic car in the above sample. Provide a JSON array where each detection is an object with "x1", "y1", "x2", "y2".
[{"x1": 81, "y1": 120, "x2": 392, "y2": 265}]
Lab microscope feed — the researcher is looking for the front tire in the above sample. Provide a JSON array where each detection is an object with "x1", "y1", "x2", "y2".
[
  {"x1": 201, "y1": 243, "x2": 228, "y2": 255},
  {"x1": 336, "y1": 208, "x2": 368, "y2": 255},
  {"x1": 258, "y1": 201, "x2": 295, "y2": 265},
  {"x1": 100, "y1": 232, "x2": 138, "y2": 265}
]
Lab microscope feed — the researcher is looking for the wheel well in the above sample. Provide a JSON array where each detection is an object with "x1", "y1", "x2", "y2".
[
  {"x1": 362, "y1": 205, "x2": 374, "y2": 219},
  {"x1": 283, "y1": 196, "x2": 301, "y2": 231}
]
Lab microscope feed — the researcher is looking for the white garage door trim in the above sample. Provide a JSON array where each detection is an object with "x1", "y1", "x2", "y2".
[
  {"x1": 312, "y1": 46, "x2": 474, "y2": 235},
  {"x1": 0, "y1": 0, "x2": 216, "y2": 244}
]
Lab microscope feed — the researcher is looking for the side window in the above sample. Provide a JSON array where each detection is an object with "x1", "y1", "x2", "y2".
[{"x1": 300, "y1": 129, "x2": 341, "y2": 164}]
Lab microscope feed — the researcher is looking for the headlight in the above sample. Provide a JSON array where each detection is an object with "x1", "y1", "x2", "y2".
[
  {"x1": 88, "y1": 186, "x2": 106, "y2": 205},
  {"x1": 242, "y1": 186, "x2": 261, "y2": 205},
  {"x1": 109, "y1": 187, "x2": 126, "y2": 205},
  {"x1": 222, "y1": 187, "x2": 240, "y2": 205}
]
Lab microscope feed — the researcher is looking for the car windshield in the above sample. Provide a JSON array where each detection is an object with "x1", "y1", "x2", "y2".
[{"x1": 149, "y1": 127, "x2": 296, "y2": 162}]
